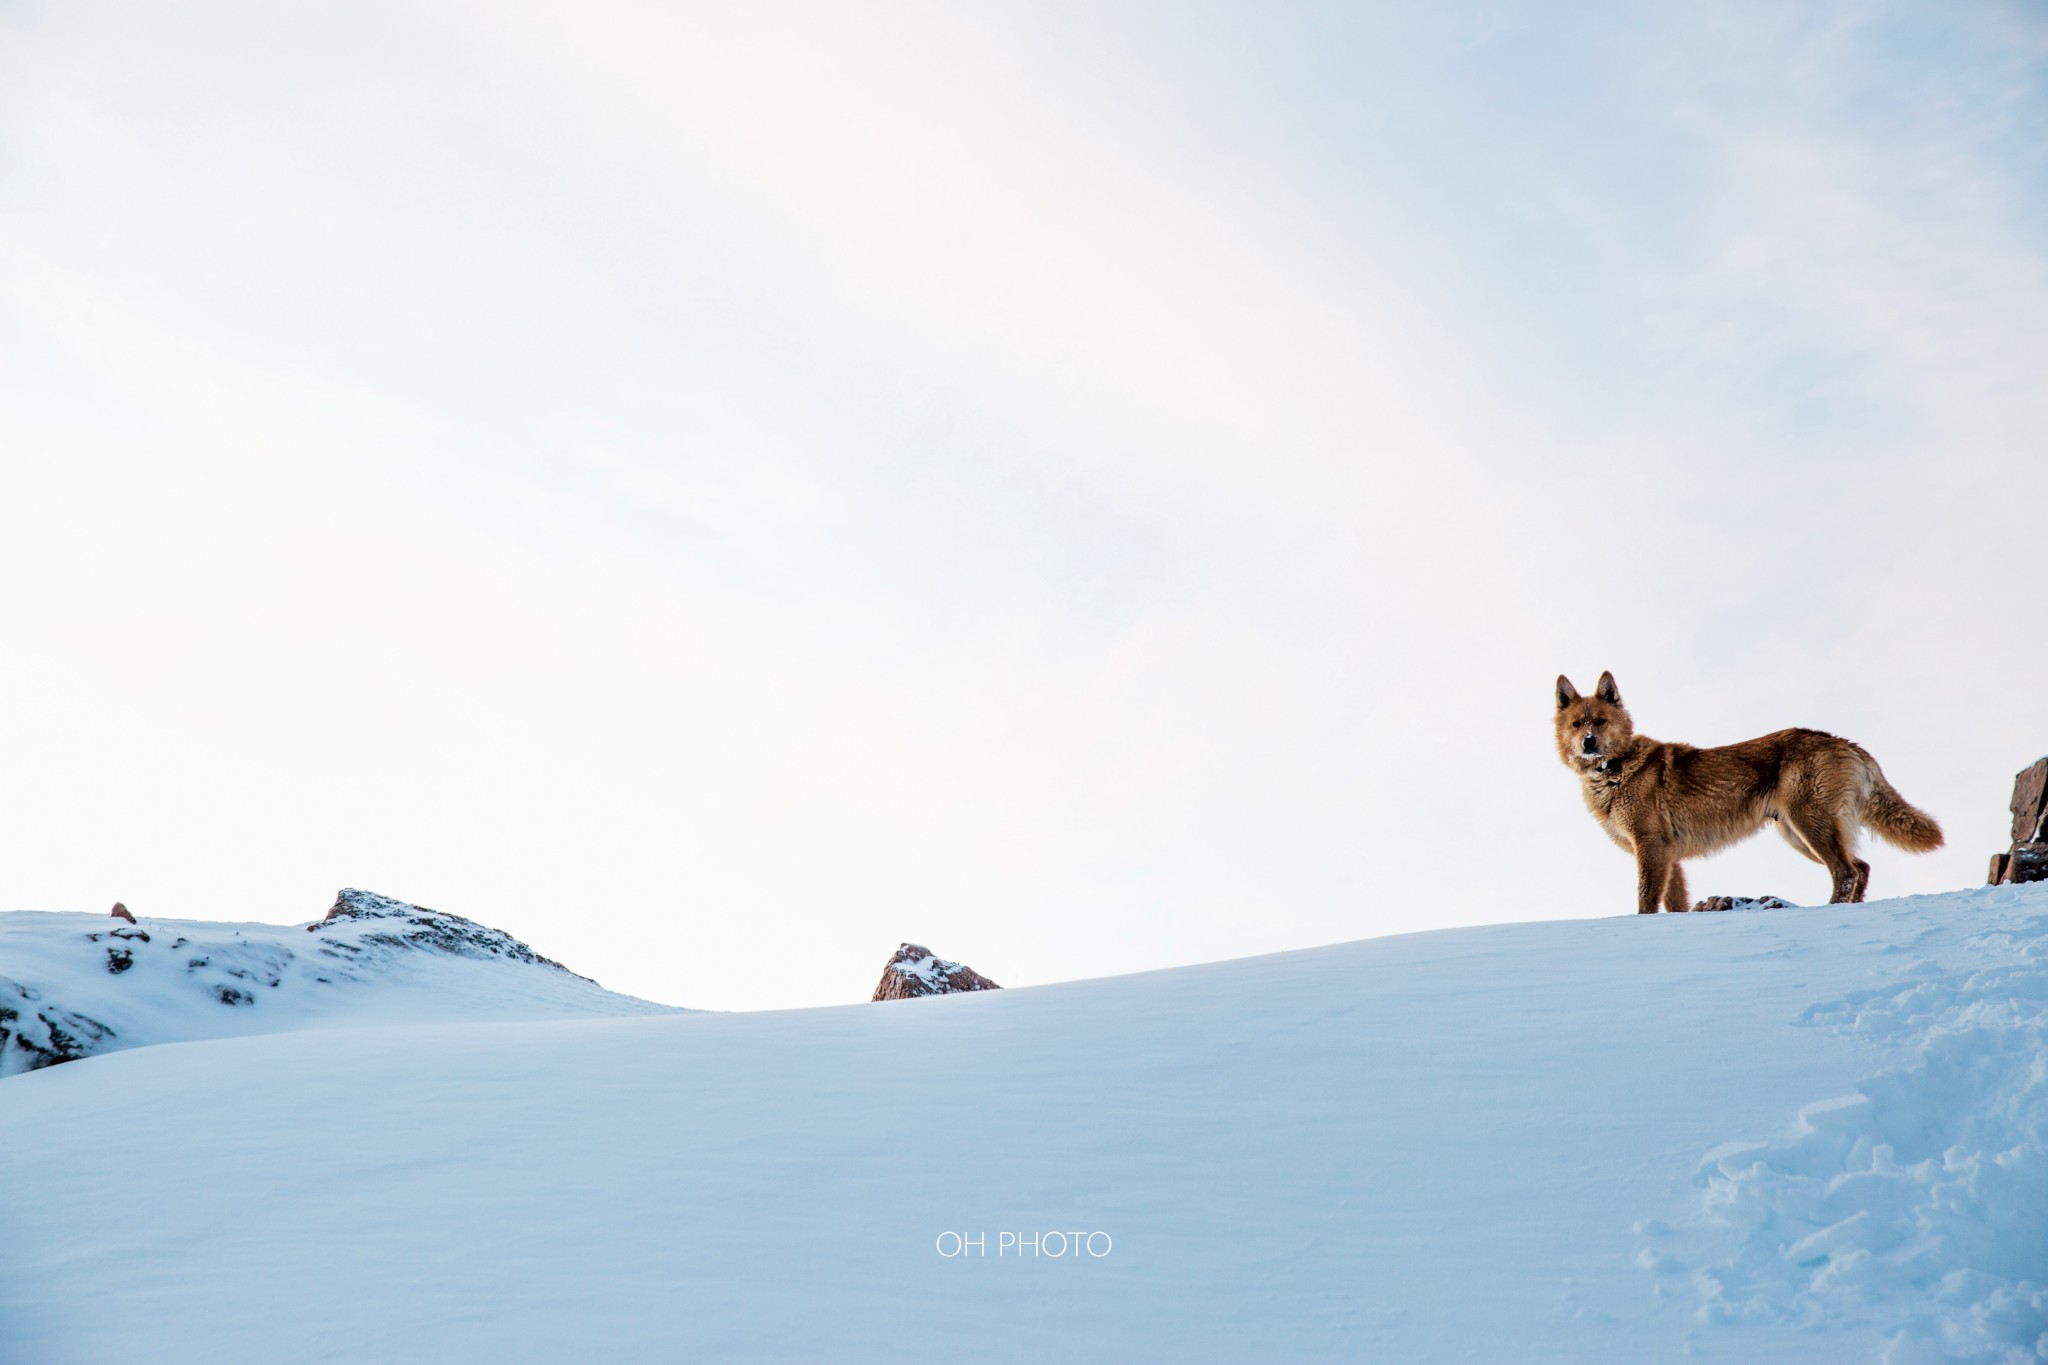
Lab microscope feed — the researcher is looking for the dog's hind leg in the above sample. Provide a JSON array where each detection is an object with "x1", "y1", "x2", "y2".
[
  {"x1": 1778, "y1": 816, "x2": 1823, "y2": 863},
  {"x1": 1663, "y1": 861, "x2": 1689, "y2": 913},
  {"x1": 1850, "y1": 858, "x2": 1871, "y2": 903},
  {"x1": 1785, "y1": 809, "x2": 1861, "y2": 904}
]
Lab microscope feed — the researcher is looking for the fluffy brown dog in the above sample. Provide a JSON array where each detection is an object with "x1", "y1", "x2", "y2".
[{"x1": 1555, "y1": 672, "x2": 1943, "y2": 913}]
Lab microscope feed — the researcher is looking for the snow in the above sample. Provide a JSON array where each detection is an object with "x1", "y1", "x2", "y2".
[
  {"x1": 2, "y1": 885, "x2": 2045, "y2": 1362},
  {"x1": 895, "y1": 952, "x2": 949, "y2": 985},
  {"x1": 1680, "y1": 928, "x2": 2048, "y2": 1359}
]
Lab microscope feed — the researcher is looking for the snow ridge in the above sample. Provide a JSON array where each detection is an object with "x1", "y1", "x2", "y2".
[
  {"x1": 1669, "y1": 908, "x2": 2048, "y2": 1363},
  {"x1": 0, "y1": 889, "x2": 677, "y2": 1078}
]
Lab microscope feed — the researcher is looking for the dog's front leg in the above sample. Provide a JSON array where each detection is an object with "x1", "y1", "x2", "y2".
[
  {"x1": 1663, "y1": 861, "x2": 1689, "y2": 914},
  {"x1": 1633, "y1": 841, "x2": 1669, "y2": 915}
]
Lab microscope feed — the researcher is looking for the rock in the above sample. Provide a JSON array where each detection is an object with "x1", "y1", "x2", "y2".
[
  {"x1": 110, "y1": 902, "x2": 135, "y2": 924},
  {"x1": 871, "y1": 943, "x2": 1000, "y2": 1002},
  {"x1": 1988, "y1": 760, "x2": 2048, "y2": 883},
  {"x1": 2009, "y1": 842, "x2": 2048, "y2": 886},
  {"x1": 1690, "y1": 895, "x2": 1793, "y2": 913},
  {"x1": 2011, "y1": 758, "x2": 2048, "y2": 845}
]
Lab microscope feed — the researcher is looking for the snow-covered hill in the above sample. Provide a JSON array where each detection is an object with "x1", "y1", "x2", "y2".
[
  {"x1": 2, "y1": 885, "x2": 2043, "y2": 1363},
  {"x1": 0, "y1": 888, "x2": 676, "y2": 1076}
]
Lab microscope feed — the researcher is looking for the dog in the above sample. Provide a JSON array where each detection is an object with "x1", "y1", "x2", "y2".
[{"x1": 1555, "y1": 672, "x2": 1943, "y2": 913}]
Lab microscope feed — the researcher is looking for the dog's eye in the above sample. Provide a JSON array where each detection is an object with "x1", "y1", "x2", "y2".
[{"x1": 1594, "y1": 719, "x2": 1607, "y2": 728}]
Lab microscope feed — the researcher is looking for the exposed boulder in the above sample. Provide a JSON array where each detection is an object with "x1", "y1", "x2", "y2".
[
  {"x1": 871, "y1": 943, "x2": 1000, "y2": 1002},
  {"x1": 1689, "y1": 896, "x2": 1793, "y2": 913},
  {"x1": 1988, "y1": 758, "x2": 2048, "y2": 886}
]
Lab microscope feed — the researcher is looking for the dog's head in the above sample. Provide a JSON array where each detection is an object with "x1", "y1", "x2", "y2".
[{"x1": 1554, "y1": 672, "x2": 1632, "y2": 769}]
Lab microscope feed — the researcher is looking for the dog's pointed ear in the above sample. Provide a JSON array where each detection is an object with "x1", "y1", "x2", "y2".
[
  {"x1": 1556, "y1": 675, "x2": 1580, "y2": 710},
  {"x1": 1595, "y1": 671, "x2": 1621, "y2": 706}
]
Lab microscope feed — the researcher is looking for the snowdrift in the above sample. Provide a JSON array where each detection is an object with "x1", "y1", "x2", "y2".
[
  {"x1": 0, "y1": 888, "x2": 676, "y2": 1076},
  {"x1": 2, "y1": 885, "x2": 2043, "y2": 1363}
]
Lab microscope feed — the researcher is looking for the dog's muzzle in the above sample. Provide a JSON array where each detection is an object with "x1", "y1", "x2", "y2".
[{"x1": 1581, "y1": 734, "x2": 1600, "y2": 755}]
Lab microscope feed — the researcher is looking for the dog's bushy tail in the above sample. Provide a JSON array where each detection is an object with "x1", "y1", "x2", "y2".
[{"x1": 1864, "y1": 771, "x2": 1944, "y2": 853}]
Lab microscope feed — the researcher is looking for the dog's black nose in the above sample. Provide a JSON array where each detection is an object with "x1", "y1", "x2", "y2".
[{"x1": 1582, "y1": 735, "x2": 1599, "y2": 753}]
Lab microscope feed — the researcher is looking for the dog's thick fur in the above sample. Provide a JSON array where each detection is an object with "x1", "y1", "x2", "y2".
[{"x1": 1555, "y1": 672, "x2": 1943, "y2": 914}]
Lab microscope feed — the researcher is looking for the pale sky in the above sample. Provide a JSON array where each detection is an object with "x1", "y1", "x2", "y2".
[{"x1": 3, "y1": 1, "x2": 2044, "y2": 1011}]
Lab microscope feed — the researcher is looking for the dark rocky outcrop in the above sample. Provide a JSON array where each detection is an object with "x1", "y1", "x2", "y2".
[
  {"x1": 1988, "y1": 758, "x2": 2048, "y2": 886},
  {"x1": 871, "y1": 943, "x2": 1000, "y2": 1002}
]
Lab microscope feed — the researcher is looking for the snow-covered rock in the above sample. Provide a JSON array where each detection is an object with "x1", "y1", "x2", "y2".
[
  {"x1": 1690, "y1": 894, "x2": 1793, "y2": 913},
  {"x1": 0, "y1": 887, "x2": 678, "y2": 1077},
  {"x1": 870, "y1": 942, "x2": 1001, "y2": 1000}
]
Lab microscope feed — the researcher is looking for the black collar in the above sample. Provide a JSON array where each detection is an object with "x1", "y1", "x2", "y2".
[{"x1": 1593, "y1": 757, "x2": 1622, "y2": 776}]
